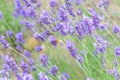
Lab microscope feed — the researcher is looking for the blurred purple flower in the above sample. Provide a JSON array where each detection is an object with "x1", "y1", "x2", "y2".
[
  {"x1": 39, "y1": 54, "x2": 50, "y2": 67},
  {"x1": 38, "y1": 72, "x2": 49, "y2": 80},
  {"x1": 113, "y1": 26, "x2": 120, "y2": 33},
  {"x1": 115, "y1": 47, "x2": 120, "y2": 57},
  {"x1": 20, "y1": 60, "x2": 31, "y2": 74},
  {"x1": 0, "y1": 12, "x2": 3, "y2": 19},
  {"x1": 66, "y1": 40, "x2": 78, "y2": 58},
  {"x1": 50, "y1": 65, "x2": 58, "y2": 76},
  {"x1": 58, "y1": 6, "x2": 68, "y2": 22},
  {"x1": 4, "y1": 55, "x2": 19, "y2": 74},
  {"x1": 77, "y1": 8, "x2": 82, "y2": 16},
  {"x1": 0, "y1": 35, "x2": 10, "y2": 48},
  {"x1": 65, "y1": 0, "x2": 75, "y2": 17},
  {"x1": 60, "y1": 72, "x2": 70, "y2": 80},
  {"x1": 21, "y1": 20, "x2": 33, "y2": 29},
  {"x1": 48, "y1": 35, "x2": 57, "y2": 47},
  {"x1": 15, "y1": 32, "x2": 25, "y2": 44},
  {"x1": 39, "y1": 11, "x2": 51, "y2": 25},
  {"x1": 23, "y1": 50, "x2": 31, "y2": 58},
  {"x1": 35, "y1": 45, "x2": 42, "y2": 52},
  {"x1": 28, "y1": 59, "x2": 36, "y2": 71},
  {"x1": 6, "y1": 30, "x2": 13, "y2": 37},
  {"x1": 50, "y1": 0, "x2": 57, "y2": 7},
  {"x1": 23, "y1": 74, "x2": 33, "y2": 80},
  {"x1": 16, "y1": 45, "x2": 22, "y2": 51}
]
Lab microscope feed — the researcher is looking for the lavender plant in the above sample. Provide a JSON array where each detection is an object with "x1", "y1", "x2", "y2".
[{"x1": 0, "y1": 0, "x2": 120, "y2": 80}]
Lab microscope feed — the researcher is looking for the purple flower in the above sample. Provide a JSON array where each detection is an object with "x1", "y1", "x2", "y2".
[
  {"x1": 89, "y1": 9, "x2": 101, "y2": 28},
  {"x1": 16, "y1": 32, "x2": 23, "y2": 40},
  {"x1": 28, "y1": 59, "x2": 36, "y2": 71},
  {"x1": 65, "y1": 0, "x2": 75, "y2": 17},
  {"x1": 21, "y1": 20, "x2": 33, "y2": 29},
  {"x1": 39, "y1": 54, "x2": 50, "y2": 67},
  {"x1": 113, "y1": 69, "x2": 120, "y2": 79},
  {"x1": 0, "y1": 35, "x2": 10, "y2": 48},
  {"x1": 60, "y1": 72, "x2": 70, "y2": 80},
  {"x1": 30, "y1": 0, "x2": 37, "y2": 3},
  {"x1": 35, "y1": 45, "x2": 42, "y2": 52},
  {"x1": 77, "y1": 8, "x2": 82, "y2": 16},
  {"x1": 115, "y1": 47, "x2": 120, "y2": 57},
  {"x1": 33, "y1": 33, "x2": 39, "y2": 39},
  {"x1": 0, "y1": 69, "x2": 11, "y2": 79},
  {"x1": 23, "y1": 74, "x2": 33, "y2": 80},
  {"x1": 16, "y1": 74, "x2": 23, "y2": 80},
  {"x1": 66, "y1": 40, "x2": 78, "y2": 58},
  {"x1": 15, "y1": 32, "x2": 25, "y2": 44},
  {"x1": 38, "y1": 33, "x2": 47, "y2": 42},
  {"x1": 50, "y1": 65, "x2": 58, "y2": 76},
  {"x1": 23, "y1": 0, "x2": 31, "y2": 7},
  {"x1": 74, "y1": 0, "x2": 83, "y2": 5},
  {"x1": 20, "y1": 60, "x2": 31, "y2": 74},
  {"x1": 23, "y1": 50, "x2": 31, "y2": 58},
  {"x1": 98, "y1": 0, "x2": 110, "y2": 10},
  {"x1": 0, "y1": 12, "x2": 3, "y2": 19},
  {"x1": 30, "y1": 0, "x2": 41, "y2": 8},
  {"x1": 58, "y1": 6, "x2": 68, "y2": 22},
  {"x1": 48, "y1": 35, "x2": 57, "y2": 47},
  {"x1": 4, "y1": 55, "x2": 19, "y2": 74},
  {"x1": 76, "y1": 55, "x2": 84, "y2": 63},
  {"x1": 50, "y1": 0, "x2": 57, "y2": 7},
  {"x1": 16, "y1": 45, "x2": 22, "y2": 51},
  {"x1": 6, "y1": 30, "x2": 13, "y2": 37},
  {"x1": 38, "y1": 72, "x2": 49, "y2": 80},
  {"x1": 39, "y1": 11, "x2": 51, "y2": 25},
  {"x1": 113, "y1": 26, "x2": 120, "y2": 33}
]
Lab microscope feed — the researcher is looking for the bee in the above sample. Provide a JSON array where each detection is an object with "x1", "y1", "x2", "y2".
[
  {"x1": 56, "y1": 39, "x2": 64, "y2": 46},
  {"x1": 24, "y1": 37, "x2": 40, "y2": 50}
]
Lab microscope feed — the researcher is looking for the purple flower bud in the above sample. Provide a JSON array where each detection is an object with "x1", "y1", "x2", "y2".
[
  {"x1": 23, "y1": 0, "x2": 31, "y2": 7},
  {"x1": 21, "y1": 20, "x2": 33, "y2": 29},
  {"x1": 60, "y1": 72, "x2": 70, "y2": 80},
  {"x1": 23, "y1": 74, "x2": 33, "y2": 80},
  {"x1": 28, "y1": 59, "x2": 36, "y2": 71},
  {"x1": 113, "y1": 26, "x2": 120, "y2": 33},
  {"x1": 58, "y1": 6, "x2": 68, "y2": 22},
  {"x1": 35, "y1": 46, "x2": 42, "y2": 52},
  {"x1": 77, "y1": 8, "x2": 82, "y2": 16},
  {"x1": 20, "y1": 60, "x2": 31, "y2": 74},
  {"x1": 77, "y1": 55, "x2": 84, "y2": 63},
  {"x1": 39, "y1": 54, "x2": 50, "y2": 67},
  {"x1": 16, "y1": 45, "x2": 22, "y2": 51},
  {"x1": 4, "y1": 55, "x2": 19, "y2": 74},
  {"x1": 33, "y1": 33, "x2": 39, "y2": 39},
  {"x1": 66, "y1": 40, "x2": 78, "y2": 58},
  {"x1": 23, "y1": 50, "x2": 31, "y2": 58},
  {"x1": 6, "y1": 30, "x2": 13, "y2": 37},
  {"x1": 0, "y1": 12, "x2": 3, "y2": 19},
  {"x1": 38, "y1": 33, "x2": 46, "y2": 42},
  {"x1": 98, "y1": 0, "x2": 110, "y2": 10},
  {"x1": 0, "y1": 35, "x2": 10, "y2": 48},
  {"x1": 39, "y1": 11, "x2": 51, "y2": 25},
  {"x1": 48, "y1": 35, "x2": 57, "y2": 46},
  {"x1": 115, "y1": 47, "x2": 120, "y2": 57},
  {"x1": 16, "y1": 32, "x2": 23, "y2": 40},
  {"x1": 38, "y1": 72, "x2": 49, "y2": 80},
  {"x1": 50, "y1": 65, "x2": 58, "y2": 76},
  {"x1": 74, "y1": 0, "x2": 83, "y2": 5},
  {"x1": 50, "y1": 0, "x2": 57, "y2": 7},
  {"x1": 16, "y1": 32, "x2": 25, "y2": 44},
  {"x1": 16, "y1": 74, "x2": 23, "y2": 80},
  {"x1": 65, "y1": 0, "x2": 75, "y2": 17}
]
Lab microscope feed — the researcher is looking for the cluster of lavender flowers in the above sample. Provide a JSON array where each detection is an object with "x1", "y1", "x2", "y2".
[{"x1": 1, "y1": 0, "x2": 120, "y2": 80}]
